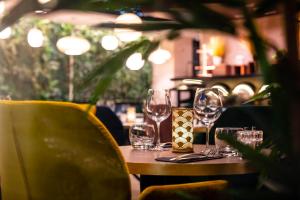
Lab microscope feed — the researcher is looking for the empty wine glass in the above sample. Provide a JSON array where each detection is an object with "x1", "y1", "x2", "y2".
[
  {"x1": 145, "y1": 89, "x2": 171, "y2": 151},
  {"x1": 193, "y1": 88, "x2": 223, "y2": 152}
]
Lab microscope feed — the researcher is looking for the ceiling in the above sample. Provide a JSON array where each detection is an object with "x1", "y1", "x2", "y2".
[{"x1": 3, "y1": 0, "x2": 281, "y2": 26}]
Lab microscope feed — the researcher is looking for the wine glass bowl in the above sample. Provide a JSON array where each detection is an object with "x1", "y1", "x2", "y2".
[
  {"x1": 193, "y1": 88, "x2": 223, "y2": 151},
  {"x1": 145, "y1": 89, "x2": 171, "y2": 150}
]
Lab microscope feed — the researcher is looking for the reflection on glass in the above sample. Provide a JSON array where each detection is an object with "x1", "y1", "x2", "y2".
[
  {"x1": 145, "y1": 89, "x2": 171, "y2": 151},
  {"x1": 193, "y1": 88, "x2": 223, "y2": 151}
]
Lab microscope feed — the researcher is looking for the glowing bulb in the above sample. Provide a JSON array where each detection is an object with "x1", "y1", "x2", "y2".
[
  {"x1": 27, "y1": 28, "x2": 44, "y2": 48},
  {"x1": 114, "y1": 13, "x2": 142, "y2": 42},
  {"x1": 148, "y1": 48, "x2": 171, "y2": 64},
  {"x1": 101, "y1": 35, "x2": 119, "y2": 50},
  {"x1": 0, "y1": 1, "x2": 6, "y2": 16},
  {"x1": 56, "y1": 36, "x2": 90, "y2": 56},
  {"x1": 38, "y1": 0, "x2": 52, "y2": 4},
  {"x1": 126, "y1": 53, "x2": 145, "y2": 70},
  {"x1": 0, "y1": 27, "x2": 12, "y2": 39}
]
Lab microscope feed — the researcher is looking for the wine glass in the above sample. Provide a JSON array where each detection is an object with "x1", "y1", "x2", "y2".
[
  {"x1": 145, "y1": 89, "x2": 171, "y2": 151},
  {"x1": 193, "y1": 88, "x2": 223, "y2": 152}
]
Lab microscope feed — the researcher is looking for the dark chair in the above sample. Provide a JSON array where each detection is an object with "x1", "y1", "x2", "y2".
[{"x1": 95, "y1": 106, "x2": 126, "y2": 145}]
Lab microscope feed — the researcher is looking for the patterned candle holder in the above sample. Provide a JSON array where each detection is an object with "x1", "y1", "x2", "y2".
[{"x1": 172, "y1": 107, "x2": 194, "y2": 153}]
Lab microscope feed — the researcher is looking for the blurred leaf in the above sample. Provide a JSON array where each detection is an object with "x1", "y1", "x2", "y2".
[
  {"x1": 218, "y1": 134, "x2": 275, "y2": 171},
  {"x1": 243, "y1": 83, "x2": 280, "y2": 104},
  {"x1": 141, "y1": 40, "x2": 159, "y2": 58},
  {"x1": 55, "y1": 0, "x2": 155, "y2": 12},
  {"x1": 215, "y1": 0, "x2": 245, "y2": 8},
  {"x1": 242, "y1": 6, "x2": 273, "y2": 84},
  {"x1": 167, "y1": 30, "x2": 180, "y2": 40},
  {"x1": 78, "y1": 39, "x2": 154, "y2": 104},
  {"x1": 55, "y1": 0, "x2": 237, "y2": 35},
  {"x1": 0, "y1": 0, "x2": 39, "y2": 31},
  {"x1": 88, "y1": 74, "x2": 115, "y2": 105},
  {"x1": 254, "y1": 0, "x2": 280, "y2": 16},
  {"x1": 97, "y1": 21, "x2": 185, "y2": 31},
  {"x1": 243, "y1": 88, "x2": 270, "y2": 104},
  {"x1": 171, "y1": 1, "x2": 237, "y2": 34},
  {"x1": 218, "y1": 134, "x2": 297, "y2": 193},
  {"x1": 174, "y1": 0, "x2": 244, "y2": 9}
]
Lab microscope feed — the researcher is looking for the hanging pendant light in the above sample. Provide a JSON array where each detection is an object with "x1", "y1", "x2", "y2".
[
  {"x1": 56, "y1": 36, "x2": 90, "y2": 56},
  {"x1": 27, "y1": 28, "x2": 44, "y2": 48},
  {"x1": 101, "y1": 35, "x2": 119, "y2": 51},
  {"x1": 114, "y1": 13, "x2": 142, "y2": 42},
  {"x1": 126, "y1": 52, "x2": 145, "y2": 70},
  {"x1": 148, "y1": 48, "x2": 171, "y2": 64}
]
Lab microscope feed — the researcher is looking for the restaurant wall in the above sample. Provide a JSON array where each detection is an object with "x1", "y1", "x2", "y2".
[
  {"x1": 151, "y1": 14, "x2": 286, "y2": 92},
  {"x1": 151, "y1": 37, "x2": 193, "y2": 105}
]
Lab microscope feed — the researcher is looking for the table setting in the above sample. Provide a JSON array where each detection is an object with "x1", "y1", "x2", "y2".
[{"x1": 128, "y1": 87, "x2": 264, "y2": 164}]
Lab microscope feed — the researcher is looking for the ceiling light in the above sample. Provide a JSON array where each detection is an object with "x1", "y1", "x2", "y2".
[
  {"x1": 101, "y1": 35, "x2": 119, "y2": 51},
  {"x1": 114, "y1": 13, "x2": 142, "y2": 42},
  {"x1": 27, "y1": 28, "x2": 44, "y2": 48},
  {"x1": 38, "y1": 0, "x2": 52, "y2": 4},
  {"x1": 148, "y1": 48, "x2": 171, "y2": 65},
  {"x1": 56, "y1": 36, "x2": 90, "y2": 56},
  {"x1": 126, "y1": 53, "x2": 145, "y2": 70},
  {"x1": 0, "y1": 27, "x2": 12, "y2": 39},
  {"x1": 0, "y1": 1, "x2": 6, "y2": 16}
]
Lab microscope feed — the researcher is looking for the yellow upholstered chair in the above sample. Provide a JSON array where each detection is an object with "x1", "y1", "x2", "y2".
[
  {"x1": 0, "y1": 101, "x2": 131, "y2": 200},
  {"x1": 0, "y1": 100, "x2": 228, "y2": 200},
  {"x1": 77, "y1": 103, "x2": 96, "y2": 115},
  {"x1": 139, "y1": 180, "x2": 228, "y2": 200}
]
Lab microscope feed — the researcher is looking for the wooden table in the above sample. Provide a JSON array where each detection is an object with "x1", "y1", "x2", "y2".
[{"x1": 120, "y1": 145, "x2": 256, "y2": 176}]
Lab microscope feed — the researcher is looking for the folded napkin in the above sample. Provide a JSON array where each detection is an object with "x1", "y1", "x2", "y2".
[{"x1": 155, "y1": 154, "x2": 224, "y2": 163}]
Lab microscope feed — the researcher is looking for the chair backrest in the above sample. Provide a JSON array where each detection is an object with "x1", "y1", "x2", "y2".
[
  {"x1": 95, "y1": 106, "x2": 126, "y2": 145},
  {"x1": 0, "y1": 101, "x2": 131, "y2": 200},
  {"x1": 139, "y1": 180, "x2": 228, "y2": 200}
]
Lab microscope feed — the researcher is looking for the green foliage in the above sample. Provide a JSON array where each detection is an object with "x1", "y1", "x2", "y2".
[
  {"x1": 0, "y1": 18, "x2": 63, "y2": 100},
  {"x1": 80, "y1": 38, "x2": 156, "y2": 104},
  {"x1": 100, "y1": 62, "x2": 152, "y2": 102},
  {"x1": 0, "y1": 18, "x2": 152, "y2": 102}
]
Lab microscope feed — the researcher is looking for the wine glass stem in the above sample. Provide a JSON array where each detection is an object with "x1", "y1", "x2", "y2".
[
  {"x1": 206, "y1": 125, "x2": 212, "y2": 149},
  {"x1": 156, "y1": 122, "x2": 161, "y2": 146}
]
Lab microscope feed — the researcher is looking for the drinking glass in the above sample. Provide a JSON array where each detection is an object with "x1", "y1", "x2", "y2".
[
  {"x1": 237, "y1": 130, "x2": 263, "y2": 149},
  {"x1": 145, "y1": 89, "x2": 171, "y2": 151},
  {"x1": 193, "y1": 88, "x2": 223, "y2": 151},
  {"x1": 129, "y1": 123, "x2": 155, "y2": 150},
  {"x1": 215, "y1": 127, "x2": 243, "y2": 156}
]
